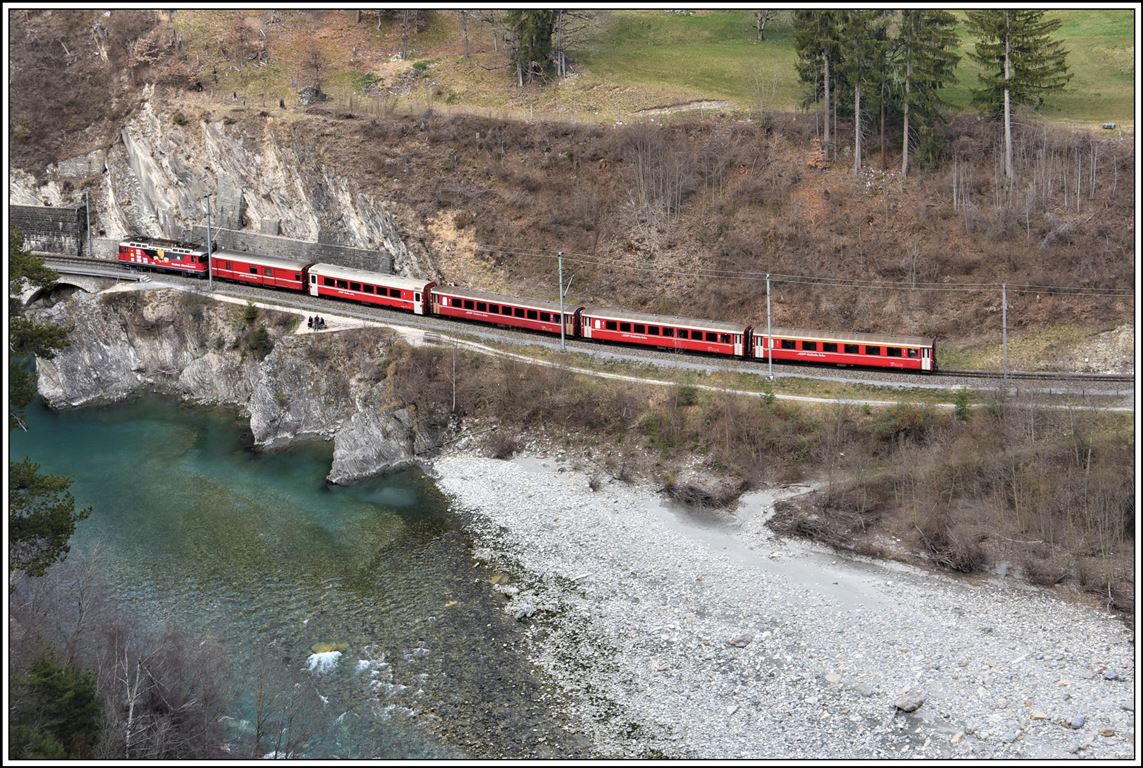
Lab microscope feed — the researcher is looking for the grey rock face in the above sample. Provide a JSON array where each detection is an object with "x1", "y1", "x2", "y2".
[
  {"x1": 35, "y1": 290, "x2": 448, "y2": 484},
  {"x1": 328, "y1": 404, "x2": 444, "y2": 484}
]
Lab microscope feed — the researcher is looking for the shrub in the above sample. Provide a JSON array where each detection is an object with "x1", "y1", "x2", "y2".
[
  {"x1": 486, "y1": 429, "x2": 518, "y2": 460},
  {"x1": 242, "y1": 300, "x2": 259, "y2": 325},
  {"x1": 954, "y1": 389, "x2": 971, "y2": 422},
  {"x1": 676, "y1": 384, "x2": 699, "y2": 407},
  {"x1": 172, "y1": 111, "x2": 188, "y2": 126}
]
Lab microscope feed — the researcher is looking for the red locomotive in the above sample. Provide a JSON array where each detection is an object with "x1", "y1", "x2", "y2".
[{"x1": 117, "y1": 235, "x2": 936, "y2": 372}]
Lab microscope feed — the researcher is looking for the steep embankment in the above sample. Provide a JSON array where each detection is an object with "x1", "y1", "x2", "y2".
[{"x1": 35, "y1": 289, "x2": 446, "y2": 483}]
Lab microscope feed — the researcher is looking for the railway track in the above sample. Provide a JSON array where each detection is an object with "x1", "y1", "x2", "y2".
[{"x1": 40, "y1": 255, "x2": 1134, "y2": 389}]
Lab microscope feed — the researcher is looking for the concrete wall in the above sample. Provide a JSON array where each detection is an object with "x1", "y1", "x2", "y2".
[
  {"x1": 10, "y1": 204, "x2": 86, "y2": 256},
  {"x1": 183, "y1": 225, "x2": 392, "y2": 274}
]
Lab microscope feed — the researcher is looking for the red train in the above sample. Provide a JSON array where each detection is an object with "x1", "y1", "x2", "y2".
[{"x1": 118, "y1": 235, "x2": 936, "y2": 372}]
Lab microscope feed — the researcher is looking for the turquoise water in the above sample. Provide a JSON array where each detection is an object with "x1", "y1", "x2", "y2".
[{"x1": 10, "y1": 397, "x2": 587, "y2": 758}]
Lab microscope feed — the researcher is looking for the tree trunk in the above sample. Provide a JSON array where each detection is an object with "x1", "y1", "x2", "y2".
[
  {"x1": 901, "y1": 60, "x2": 911, "y2": 176},
  {"x1": 1003, "y1": 20, "x2": 1014, "y2": 181},
  {"x1": 460, "y1": 11, "x2": 469, "y2": 59},
  {"x1": 880, "y1": 101, "x2": 886, "y2": 171},
  {"x1": 822, "y1": 53, "x2": 831, "y2": 158},
  {"x1": 853, "y1": 83, "x2": 862, "y2": 174}
]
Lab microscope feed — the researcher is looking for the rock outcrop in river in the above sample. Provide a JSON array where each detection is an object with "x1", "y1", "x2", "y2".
[{"x1": 34, "y1": 289, "x2": 446, "y2": 482}]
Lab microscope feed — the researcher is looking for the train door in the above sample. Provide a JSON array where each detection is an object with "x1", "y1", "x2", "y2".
[
  {"x1": 413, "y1": 291, "x2": 423, "y2": 315},
  {"x1": 309, "y1": 273, "x2": 319, "y2": 297},
  {"x1": 921, "y1": 348, "x2": 932, "y2": 371}
]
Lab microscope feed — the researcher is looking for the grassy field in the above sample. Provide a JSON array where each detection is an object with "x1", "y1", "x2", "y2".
[{"x1": 170, "y1": 9, "x2": 1133, "y2": 127}]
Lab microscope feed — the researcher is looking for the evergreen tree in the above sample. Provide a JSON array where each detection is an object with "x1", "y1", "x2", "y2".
[
  {"x1": 10, "y1": 458, "x2": 92, "y2": 577},
  {"x1": 840, "y1": 10, "x2": 890, "y2": 174},
  {"x1": 9, "y1": 228, "x2": 72, "y2": 426},
  {"x1": 896, "y1": 10, "x2": 960, "y2": 176},
  {"x1": 793, "y1": 10, "x2": 846, "y2": 159},
  {"x1": 505, "y1": 10, "x2": 557, "y2": 86},
  {"x1": 10, "y1": 653, "x2": 103, "y2": 758},
  {"x1": 965, "y1": 10, "x2": 1071, "y2": 180}
]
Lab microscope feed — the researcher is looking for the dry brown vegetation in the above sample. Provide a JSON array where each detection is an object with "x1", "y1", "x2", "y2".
[
  {"x1": 220, "y1": 105, "x2": 1132, "y2": 348},
  {"x1": 386, "y1": 341, "x2": 1134, "y2": 619}
]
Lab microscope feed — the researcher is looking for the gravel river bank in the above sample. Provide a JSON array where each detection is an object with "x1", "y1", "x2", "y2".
[{"x1": 431, "y1": 451, "x2": 1136, "y2": 760}]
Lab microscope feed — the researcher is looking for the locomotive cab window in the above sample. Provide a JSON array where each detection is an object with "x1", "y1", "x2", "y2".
[
  {"x1": 781, "y1": 339, "x2": 796, "y2": 350},
  {"x1": 887, "y1": 347, "x2": 902, "y2": 357},
  {"x1": 844, "y1": 344, "x2": 859, "y2": 354}
]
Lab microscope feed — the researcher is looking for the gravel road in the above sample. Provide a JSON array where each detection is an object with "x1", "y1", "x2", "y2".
[{"x1": 430, "y1": 450, "x2": 1136, "y2": 760}]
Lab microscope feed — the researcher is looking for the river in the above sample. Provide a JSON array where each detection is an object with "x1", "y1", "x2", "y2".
[{"x1": 10, "y1": 396, "x2": 589, "y2": 758}]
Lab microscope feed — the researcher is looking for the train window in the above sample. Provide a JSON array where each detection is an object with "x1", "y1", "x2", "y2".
[
  {"x1": 250, "y1": 266, "x2": 259, "y2": 274},
  {"x1": 720, "y1": 334, "x2": 730, "y2": 344},
  {"x1": 844, "y1": 344, "x2": 859, "y2": 354},
  {"x1": 866, "y1": 346, "x2": 881, "y2": 356},
  {"x1": 477, "y1": 302, "x2": 487, "y2": 312},
  {"x1": 907, "y1": 349, "x2": 919, "y2": 358},
  {"x1": 294, "y1": 273, "x2": 301, "y2": 280},
  {"x1": 463, "y1": 299, "x2": 474, "y2": 310},
  {"x1": 363, "y1": 285, "x2": 375, "y2": 294},
  {"x1": 605, "y1": 320, "x2": 617, "y2": 331},
  {"x1": 781, "y1": 339, "x2": 796, "y2": 350},
  {"x1": 649, "y1": 326, "x2": 660, "y2": 336},
  {"x1": 619, "y1": 322, "x2": 631, "y2": 333},
  {"x1": 350, "y1": 282, "x2": 362, "y2": 292},
  {"x1": 680, "y1": 329, "x2": 691, "y2": 340},
  {"x1": 324, "y1": 277, "x2": 335, "y2": 287},
  {"x1": 527, "y1": 310, "x2": 538, "y2": 320},
  {"x1": 823, "y1": 342, "x2": 837, "y2": 352},
  {"x1": 803, "y1": 341, "x2": 817, "y2": 351},
  {"x1": 634, "y1": 324, "x2": 645, "y2": 334},
  {"x1": 514, "y1": 307, "x2": 525, "y2": 318},
  {"x1": 540, "y1": 312, "x2": 551, "y2": 322},
  {"x1": 663, "y1": 327, "x2": 675, "y2": 338},
  {"x1": 337, "y1": 279, "x2": 348, "y2": 289},
  {"x1": 887, "y1": 347, "x2": 902, "y2": 357}
]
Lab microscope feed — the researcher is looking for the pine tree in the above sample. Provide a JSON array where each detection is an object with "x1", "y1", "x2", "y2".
[
  {"x1": 10, "y1": 653, "x2": 102, "y2": 758},
  {"x1": 840, "y1": 10, "x2": 890, "y2": 175},
  {"x1": 9, "y1": 228, "x2": 73, "y2": 426},
  {"x1": 966, "y1": 10, "x2": 1071, "y2": 180},
  {"x1": 896, "y1": 10, "x2": 960, "y2": 176},
  {"x1": 9, "y1": 458, "x2": 92, "y2": 577},
  {"x1": 793, "y1": 10, "x2": 845, "y2": 159},
  {"x1": 505, "y1": 10, "x2": 557, "y2": 86}
]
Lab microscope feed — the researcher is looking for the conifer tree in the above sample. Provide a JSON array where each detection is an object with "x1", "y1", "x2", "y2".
[
  {"x1": 965, "y1": 10, "x2": 1071, "y2": 180},
  {"x1": 896, "y1": 10, "x2": 960, "y2": 176},
  {"x1": 840, "y1": 10, "x2": 890, "y2": 174},
  {"x1": 793, "y1": 10, "x2": 845, "y2": 159}
]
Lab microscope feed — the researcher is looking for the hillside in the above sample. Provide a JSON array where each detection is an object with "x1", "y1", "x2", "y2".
[{"x1": 8, "y1": 9, "x2": 1135, "y2": 367}]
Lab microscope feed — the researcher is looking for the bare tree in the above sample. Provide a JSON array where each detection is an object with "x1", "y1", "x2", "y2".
[
  {"x1": 458, "y1": 10, "x2": 470, "y2": 59},
  {"x1": 755, "y1": 10, "x2": 780, "y2": 42},
  {"x1": 303, "y1": 42, "x2": 325, "y2": 89}
]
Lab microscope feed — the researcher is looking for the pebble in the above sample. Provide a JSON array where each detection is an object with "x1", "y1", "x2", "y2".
[
  {"x1": 433, "y1": 454, "x2": 1136, "y2": 759},
  {"x1": 1069, "y1": 715, "x2": 1085, "y2": 730}
]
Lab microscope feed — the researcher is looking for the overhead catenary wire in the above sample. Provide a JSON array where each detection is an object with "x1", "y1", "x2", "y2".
[{"x1": 473, "y1": 243, "x2": 1134, "y2": 297}]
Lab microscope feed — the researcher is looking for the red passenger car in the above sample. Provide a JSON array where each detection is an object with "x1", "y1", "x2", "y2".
[
  {"x1": 580, "y1": 307, "x2": 749, "y2": 357},
  {"x1": 431, "y1": 285, "x2": 580, "y2": 337},
  {"x1": 307, "y1": 263, "x2": 435, "y2": 315},
  {"x1": 117, "y1": 236, "x2": 209, "y2": 275},
  {"x1": 751, "y1": 328, "x2": 935, "y2": 371},
  {"x1": 210, "y1": 250, "x2": 311, "y2": 291}
]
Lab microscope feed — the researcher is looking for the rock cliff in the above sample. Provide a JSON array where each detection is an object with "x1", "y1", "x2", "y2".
[{"x1": 34, "y1": 289, "x2": 446, "y2": 482}]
